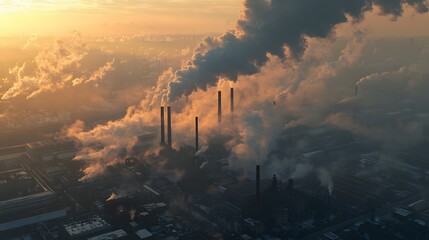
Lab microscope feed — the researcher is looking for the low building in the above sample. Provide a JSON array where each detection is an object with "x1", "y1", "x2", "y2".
[
  {"x1": 0, "y1": 167, "x2": 58, "y2": 219},
  {"x1": 135, "y1": 228, "x2": 153, "y2": 239},
  {"x1": 25, "y1": 138, "x2": 76, "y2": 162},
  {"x1": 0, "y1": 164, "x2": 66, "y2": 233},
  {"x1": 393, "y1": 208, "x2": 413, "y2": 221},
  {"x1": 62, "y1": 214, "x2": 111, "y2": 239},
  {"x1": 0, "y1": 208, "x2": 67, "y2": 232},
  {"x1": 408, "y1": 199, "x2": 428, "y2": 212},
  {"x1": 87, "y1": 229, "x2": 128, "y2": 240},
  {"x1": 0, "y1": 145, "x2": 26, "y2": 164}
]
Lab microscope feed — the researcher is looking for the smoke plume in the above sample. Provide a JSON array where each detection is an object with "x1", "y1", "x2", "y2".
[
  {"x1": 318, "y1": 168, "x2": 334, "y2": 195},
  {"x1": 165, "y1": 0, "x2": 428, "y2": 102},
  {"x1": 1, "y1": 32, "x2": 115, "y2": 100},
  {"x1": 66, "y1": 0, "x2": 429, "y2": 180}
]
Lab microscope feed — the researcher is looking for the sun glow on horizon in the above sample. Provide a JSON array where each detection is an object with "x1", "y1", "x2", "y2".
[
  {"x1": 0, "y1": 0, "x2": 241, "y2": 36},
  {"x1": 0, "y1": 1, "x2": 428, "y2": 37}
]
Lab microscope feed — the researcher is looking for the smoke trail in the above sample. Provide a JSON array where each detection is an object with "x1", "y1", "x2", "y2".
[
  {"x1": 22, "y1": 34, "x2": 39, "y2": 50},
  {"x1": 1, "y1": 32, "x2": 115, "y2": 100},
  {"x1": 165, "y1": 0, "x2": 428, "y2": 102},
  {"x1": 196, "y1": 145, "x2": 209, "y2": 156},
  {"x1": 72, "y1": 59, "x2": 116, "y2": 86},
  {"x1": 106, "y1": 192, "x2": 118, "y2": 201}
]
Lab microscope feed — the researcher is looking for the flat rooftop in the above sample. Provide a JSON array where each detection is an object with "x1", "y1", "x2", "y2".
[
  {"x1": 63, "y1": 214, "x2": 110, "y2": 238},
  {"x1": 87, "y1": 229, "x2": 128, "y2": 240},
  {"x1": 135, "y1": 228, "x2": 153, "y2": 239},
  {"x1": 26, "y1": 138, "x2": 74, "y2": 152},
  {"x1": 0, "y1": 168, "x2": 46, "y2": 202}
]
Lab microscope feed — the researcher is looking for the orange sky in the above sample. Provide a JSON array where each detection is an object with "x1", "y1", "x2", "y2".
[{"x1": 0, "y1": 0, "x2": 428, "y2": 37}]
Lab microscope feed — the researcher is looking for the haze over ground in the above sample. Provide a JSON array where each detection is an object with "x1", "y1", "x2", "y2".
[{"x1": 1, "y1": 0, "x2": 429, "y2": 181}]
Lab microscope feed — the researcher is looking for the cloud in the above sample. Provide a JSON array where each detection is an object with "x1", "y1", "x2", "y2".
[{"x1": 373, "y1": 0, "x2": 429, "y2": 17}]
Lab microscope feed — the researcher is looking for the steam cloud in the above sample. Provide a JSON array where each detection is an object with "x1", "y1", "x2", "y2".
[
  {"x1": 318, "y1": 168, "x2": 334, "y2": 195},
  {"x1": 165, "y1": 0, "x2": 428, "y2": 102},
  {"x1": 66, "y1": 0, "x2": 429, "y2": 181},
  {"x1": 1, "y1": 32, "x2": 115, "y2": 100}
]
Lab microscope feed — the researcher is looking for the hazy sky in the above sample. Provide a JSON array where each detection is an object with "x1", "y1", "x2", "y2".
[{"x1": 0, "y1": 0, "x2": 428, "y2": 37}]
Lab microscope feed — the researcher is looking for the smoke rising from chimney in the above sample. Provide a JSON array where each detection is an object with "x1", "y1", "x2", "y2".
[
  {"x1": 164, "y1": 0, "x2": 428, "y2": 102},
  {"x1": 195, "y1": 145, "x2": 209, "y2": 157},
  {"x1": 318, "y1": 168, "x2": 334, "y2": 195},
  {"x1": 65, "y1": 1, "x2": 429, "y2": 181}
]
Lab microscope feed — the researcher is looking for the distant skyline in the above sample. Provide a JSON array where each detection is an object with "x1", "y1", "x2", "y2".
[{"x1": 0, "y1": 0, "x2": 429, "y2": 37}]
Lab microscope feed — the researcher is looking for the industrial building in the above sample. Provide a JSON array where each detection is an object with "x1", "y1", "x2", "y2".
[
  {"x1": 0, "y1": 140, "x2": 70, "y2": 235},
  {"x1": 87, "y1": 229, "x2": 128, "y2": 240},
  {"x1": 0, "y1": 87, "x2": 429, "y2": 239},
  {"x1": 62, "y1": 214, "x2": 111, "y2": 239},
  {"x1": 25, "y1": 138, "x2": 76, "y2": 162},
  {"x1": 135, "y1": 228, "x2": 154, "y2": 239},
  {"x1": 0, "y1": 144, "x2": 26, "y2": 163},
  {"x1": 0, "y1": 165, "x2": 67, "y2": 233}
]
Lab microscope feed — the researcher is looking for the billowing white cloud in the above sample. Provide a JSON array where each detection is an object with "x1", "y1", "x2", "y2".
[
  {"x1": 64, "y1": 0, "x2": 429, "y2": 182},
  {"x1": 1, "y1": 32, "x2": 115, "y2": 100}
]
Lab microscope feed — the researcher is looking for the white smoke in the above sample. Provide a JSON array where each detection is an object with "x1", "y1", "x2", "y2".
[
  {"x1": 106, "y1": 192, "x2": 118, "y2": 201},
  {"x1": 1, "y1": 32, "x2": 115, "y2": 100},
  {"x1": 65, "y1": 0, "x2": 429, "y2": 181},
  {"x1": 196, "y1": 145, "x2": 209, "y2": 157},
  {"x1": 22, "y1": 33, "x2": 39, "y2": 50},
  {"x1": 72, "y1": 58, "x2": 115, "y2": 86},
  {"x1": 318, "y1": 168, "x2": 334, "y2": 195},
  {"x1": 199, "y1": 161, "x2": 209, "y2": 170}
]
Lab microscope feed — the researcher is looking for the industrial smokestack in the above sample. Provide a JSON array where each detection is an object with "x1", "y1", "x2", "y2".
[
  {"x1": 167, "y1": 106, "x2": 172, "y2": 147},
  {"x1": 218, "y1": 91, "x2": 222, "y2": 124},
  {"x1": 230, "y1": 88, "x2": 234, "y2": 122},
  {"x1": 160, "y1": 106, "x2": 165, "y2": 145},
  {"x1": 355, "y1": 85, "x2": 358, "y2": 96},
  {"x1": 195, "y1": 116, "x2": 199, "y2": 152},
  {"x1": 256, "y1": 165, "x2": 260, "y2": 205}
]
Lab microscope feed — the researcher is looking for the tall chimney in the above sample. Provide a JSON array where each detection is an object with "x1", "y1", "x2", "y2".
[
  {"x1": 195, "y1": 116, "x2": 199, "y2": 152},
  {"x1": 256, "y1": 165, "x2": 260, "y2": 205},
  {"x1": 230, "y1": 88, "x2": 234, "y2": 122},
  {"x1": 218, "y1": 91, "x2": 222, "y2": 124},
  {"x1": 160, "y1": 106, "x2": 165, "y2": 145},
  {"x1": 355, "y1": 85, "x2": 358, "y2": 96},
  {"x1": 167, "y1": 106, "x2": 172, "y2": 147}
]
